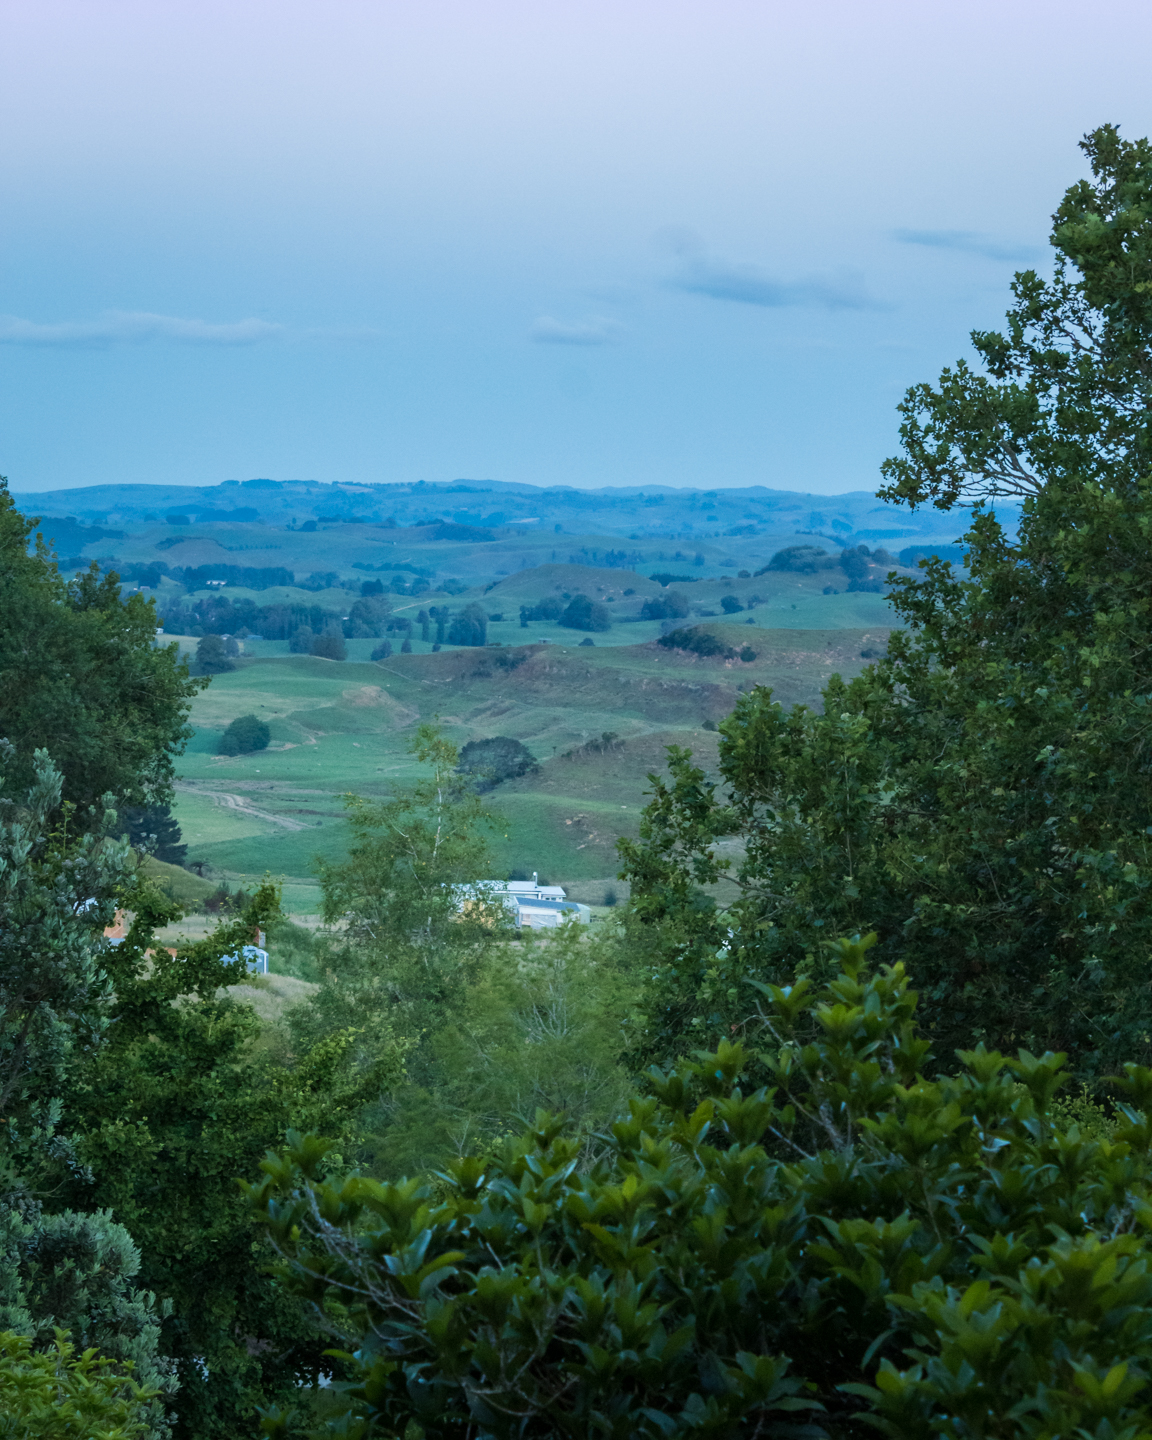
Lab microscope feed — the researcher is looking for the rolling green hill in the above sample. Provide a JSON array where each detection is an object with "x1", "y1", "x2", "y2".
[{"x1": 171, "y1": 625, "x2": 886, "y2": 908}]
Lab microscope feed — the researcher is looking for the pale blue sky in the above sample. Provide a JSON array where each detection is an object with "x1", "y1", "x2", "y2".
[{"x1": 3, "y1": 0, "x2": 1152, "y2": 494}]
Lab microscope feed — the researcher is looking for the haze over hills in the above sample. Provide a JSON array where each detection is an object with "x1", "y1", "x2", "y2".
[{"x1": 14, "y1": 476, "x2": 983, "y2": 554}]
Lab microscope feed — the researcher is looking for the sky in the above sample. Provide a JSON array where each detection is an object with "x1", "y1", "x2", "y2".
[{"x1": 4, "y1": 0, "x2": 1152, "y2": 496}]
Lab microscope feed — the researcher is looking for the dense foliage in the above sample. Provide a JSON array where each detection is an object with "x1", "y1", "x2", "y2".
[
  {"x1": 620, "y1": 125, "x2": 1152, "y2": 1081},
  {"x1": 253, "y1": 938, "x2": 1152, "y2": 1439},
  {"x1": 0, "y1": 748, "x2": 176, "y2": 1434},
  {"x1": 0, "y1": 1330, "x2": 159, "y2": 1440},
  {"x1": 0, "y1": 480, "x2": 204, "y2": 819},
  {"x1": 55, "y1": 876, "x2": 372, "y2": 1440}
]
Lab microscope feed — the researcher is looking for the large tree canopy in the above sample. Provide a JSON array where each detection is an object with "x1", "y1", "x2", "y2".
[
  {"x1": 619, "y1": 126, "x2": 1152, "y2": 1081},
  {"x1": 0, "y1": 481, "x2": 204, "y2": 821}
]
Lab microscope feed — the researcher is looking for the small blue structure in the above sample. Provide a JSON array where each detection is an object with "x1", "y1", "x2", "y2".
[{"x1": 223, "y1": 945, "x2": 269, "y2": 975}]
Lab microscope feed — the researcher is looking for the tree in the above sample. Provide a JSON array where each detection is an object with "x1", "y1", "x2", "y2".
[
  {"x1": 559, "y1": 594, "x2": 611, "y2": 631},
  {"x1": 251, "y1": 938, "x2": 1152, "y2": 1440},
  {"x1": 309, "y1": 629, "x2": 345, "y2": 661},
  {"x1": 296, "y1": 725, "x2": 509, "y2": 1168},
  {"x1": 0, "y1": 481, "x2": 204, "y2": 822},
  {"x1": 447, "y1": 603, "x2": 488, "y2": 647},
  {"x1": 520, "y1": 596, "x2": 564, "y2": 623},
  {"x1": 117, "y1": 805, "x2": 187, "y2": 866},
  {"x1": 720, "y1": 594, "x2": 744, "y2": 614},
  {"x1": 456, "y1": 735, "x2": 538, "y2": 791},
  {"x1": 343, "y1": 596, "x2": 391, "y2": 638},
  {"x1": 218, "y1": 714, "x2": 271, "y2": 756},
  {"x1": 195, "y1": 634, "x2": 233, "y2": 674},
  {"x1": 879, "y1": 123, "x2": 1152, "y2": 510},
  {"x1": 640, "y1": 590, "x2": 690, "y2": 621},
  {"x1": 619, "y1": 126, "x2": 1152, "y2": 1081},
  {"x1": 0, "y1": 746, "x2": 176, "y2": 1434},
  {"x1": 289, "y1": 626, "x2": 313, "y2": 653},
  {"x1": 58, "y1": 876, "x2": 383, "y2": 1439}
]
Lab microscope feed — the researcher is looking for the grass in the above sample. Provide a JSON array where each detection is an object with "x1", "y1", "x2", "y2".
[{"x1": 171, "y1": 623, "x2": 887, "y2": 891}]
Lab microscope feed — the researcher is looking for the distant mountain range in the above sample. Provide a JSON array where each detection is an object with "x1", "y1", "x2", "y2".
[{"x1": 13, "y1": 477, "x2": 996, "y2": 552}]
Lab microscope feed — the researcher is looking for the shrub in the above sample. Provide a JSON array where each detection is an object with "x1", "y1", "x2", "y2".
[
  {"x1": 758, "y1": 544, "x2": 830, "y2": 574},
  {"x1": 520, "y1": 596, "x2": 564, "y2": 623},
  {"x1": 309, "y1": 630, "x2": 346, "y2": 661},
  {"x1": 218, "y1": 714, "x2": 270, "y2": 756},
  {"x1": 456, "y1": 736, "x2": 538, "y2": 791},
  {"x1": 657, "y1": 627, "x2": 734, "y2": 659},
  {"x1": 253, "y1": 937, "x2": 1152, "y2": 1440},
  {"x1": 720, "y1": 594, "x2": 744, "y2": 613},
  {"x1": 559, "y1": 594, "x2": 611, "y2": 631},
  {"x1": 0, "y1": 1330, "x2": 160, "y2": 1440},
  {"x1": 579, "y1": 637, "x2": 595, "y2": 646}
]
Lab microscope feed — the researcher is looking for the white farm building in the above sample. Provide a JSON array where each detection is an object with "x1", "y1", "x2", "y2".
[{"x1": 455, "y1": 876, "x2": 591, "y2": 930}]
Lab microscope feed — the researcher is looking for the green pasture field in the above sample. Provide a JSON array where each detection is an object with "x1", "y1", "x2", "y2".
[{"x1": 171, "y1": 624, "x2": 886, "y2": 898}]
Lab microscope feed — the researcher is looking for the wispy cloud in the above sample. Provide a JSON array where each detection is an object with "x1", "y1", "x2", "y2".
[
  {"x1": 667, "y1": 240, "x2": 886, "y2": 311},
  {"x1": 530, "y1": 315, "x2": 623, "y2": 346},
  {"x1": 893, "y1": 229, "x2": 1040, "y2": 262},
  {"x1": 0, "y1": 310, "x2": 380, "y2": 348},
  {"x1": 0, "y1": 310, "x2": 286, "y2": 347}
]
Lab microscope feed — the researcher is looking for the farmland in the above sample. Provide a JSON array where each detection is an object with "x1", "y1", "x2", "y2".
[
  {"x1": 12, "y1": 476, "x2": 936, "y2": 910},
  {"x1": 171, "y1": 615, "x2": 887, "y2": 909}
]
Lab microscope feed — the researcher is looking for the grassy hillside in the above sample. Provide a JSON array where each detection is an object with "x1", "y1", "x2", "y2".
[{"x1": 172, "y1": 626, "x2": 885, "y2": 904}]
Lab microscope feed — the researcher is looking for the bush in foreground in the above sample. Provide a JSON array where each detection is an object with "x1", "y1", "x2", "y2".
[
  {"x1": 0, "y1": 1330, "x2": 159, "y2": 1440},
  {"x1": 251, "y1": 936, "x2": 1152, "y2": 1439}
]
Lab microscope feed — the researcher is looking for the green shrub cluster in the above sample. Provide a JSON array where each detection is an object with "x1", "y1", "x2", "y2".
[
  {"x1": 218, "y1": 713, "x2": 271, "y2": 755},
  {"x1": 252, "y1": 937, "x2": 1152, "y2": 1439}
]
